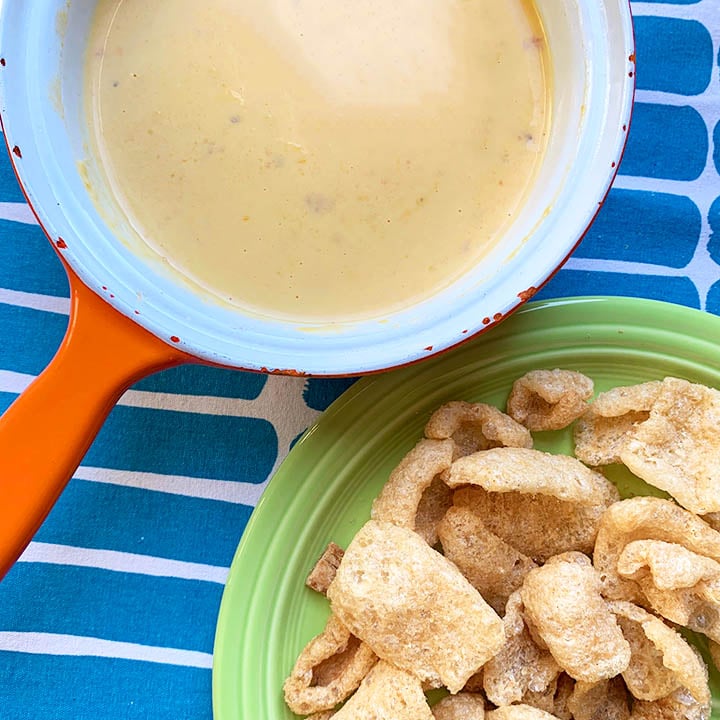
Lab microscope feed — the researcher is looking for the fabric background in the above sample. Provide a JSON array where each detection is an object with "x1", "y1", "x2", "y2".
[{"x1": 0, "y1": 1, "x2": 718, "y2": 717}]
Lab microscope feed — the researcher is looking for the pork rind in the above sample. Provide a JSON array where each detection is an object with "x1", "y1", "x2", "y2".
[
  {"x1": 550, "y1": 674, "x2": 575, "y2": 720},
  {"x1": 506, "y1": 369, "x2": 594, "y2": 431},
  {"x1": 431, "y1": 692, "x2": 485, "y2": 719},
  {"x1": 453, "y1": 483, "x2": 618, "y2": 563},
  {"x1": 283, "y1": 614, "x2": 378, "y2": 715},
  {"x1": 485, "y1": 706, "x2": 562, "y2": 720},
  {"x1": 437, "y1": 506, "x2": 537, "y2": 614},
  {"x1": 443, "y1": 447, "x2": 613, "y2": 507},
  {"x1": 616, "y1": 540, "x2": 720, "y2": 643},
  {"x1": 424, "y1": 401, "x2": 532, "y2": 458},
  {"x1": 630, "y1": 687, "x2": 711, "y2": 720},
  {"x1": 709, "y1": 640, "x2": 720, "y2": 672},
  {"x1": 482, "y1": 591, "x2": 560, "y2": 706},
  {"x1": 520, "y1": 552, "x2": 631, "y2": 682},
  {"x1": 371, "y1": 438, "x2": 454, "y2": 544},
  {"x1": 520, "y1": 675, "x2": 569, "y2": 717},
  {"x1": 306, "y1": 543, "x2": 345, "y2": 595},
  {"x1": 619, "y1": 377, "x2": 720, "y2": 515},
  {"x1": 593, "y1": 497, "x2": 720, "y2": 602},
  {"x1": 415, "y1": 475, "x2": 454, "y2": 547},
  {"x1": 608, "y1": 600, "x2": 710, "y2": 705},
  {"x1": 326, "y1": 520, "x2": 505, "y2": 693},
  {"x1": 565, "y1": 678, "x2": 630, "y2": 720},
  {"x1": 618, "y1": 540, "x2": 720, "y2": 591},
  {"x1": 330, "y1": 660, "x2": 433, "y2": 720},
  {"x1": 573, "y1": 381, "x2": 663, "y2": 466}
]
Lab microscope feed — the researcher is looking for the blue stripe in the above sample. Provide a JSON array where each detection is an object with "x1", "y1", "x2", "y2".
[
  {"x1": 35, "y1": 479, "x2": 252, "y2": 567},
  {"x1": 0, "y1": 145, "x2": 25, "y2": 203},
  {"x1": 0, "y1": 219, "x2": 69, "y2": 296},
  {"x1": 0, "y1": 564, "x2": 222, "y2": 653},
  {"x1": 0, "y1": 303, "x2": 67, "y2": 375},
  {"x1": 704, "y1": 278, "x2": 720, "y2": 316},
  {"x1": 713, "y1": 120, "x2": 720, "y2": 176},
  {"x1": 0, "y1": 653, "x2": 212, "y2": 720},
  {"x1": 540, "y1": 270, "x2": 700, "y2": 308},
  {"x1": 133, "y1": 363, "x2": 267, "y2": 399},
  {"x1": 303, "y1": 376, "x2": 357, "y2": 411},
  {"x1": 577, "y1": 189, "x2": 700, "y2": 267},
  {"x1": 85, "y1": 405, "x2": 277, "y2": 482},
  {"x1": 635, "y1": 17, "x2": 713, "y2": 96},
  {"x1": 635, "y1": 0, "x2": 701, "y2": 3},
  {"x1": 709, "y1": 195, "x2": 720, "y2": 265},
  {"x1": 620, "y1": 103, "x2": 708, "y2": 181}
]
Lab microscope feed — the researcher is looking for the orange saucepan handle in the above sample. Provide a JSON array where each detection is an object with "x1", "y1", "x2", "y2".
[{"x1": 0, "y1": 269, "x2": 191, "y2": 580}]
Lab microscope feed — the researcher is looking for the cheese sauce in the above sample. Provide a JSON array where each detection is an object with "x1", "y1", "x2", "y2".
[{"x1": 85, "y1": 0, "x2": 549, "y2": 321}]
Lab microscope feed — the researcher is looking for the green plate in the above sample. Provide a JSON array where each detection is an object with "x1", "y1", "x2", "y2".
[{"x1": 213, "y1": 296, "x2": 720, "y2": 719}]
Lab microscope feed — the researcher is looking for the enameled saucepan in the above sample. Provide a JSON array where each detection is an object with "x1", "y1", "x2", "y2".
[{"x1": 0, "y1": 0, "x2": 635, "y2": 578}]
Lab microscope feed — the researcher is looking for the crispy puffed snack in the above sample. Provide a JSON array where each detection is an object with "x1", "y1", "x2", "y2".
[
  {"x1": 453, "y1": 482, "x2": 618, "y2": 563},
  {"x1": 424, "y1": 401, "x2": 532, "y2": 458},
  {"x1": 550, "y1": 673, "x2": 575, "y2": 720},
  {"x1": 326, "y1": 520, "x2": 505, "y2": 694},
  {"x1": 618, "y1": 540, "x2": 720, "y2": 591},
  {"x1": 619, "y1": 377, "x2": 720, "y2": 515},
  {"x1": 573, "y1": 381, "x2": 663, "y2": 466},
  {"x1": 506, "y1": 369, "x2": 594, "y2": 431},
  {"x1": 306, "y1": 543, "x2": 345, "y2": 595},
  {"x1": 330, "y1": 660, "x2": 433, "y2": 720},
  {"x1": 415, "y1": 475, "x2": 454, "y2": 547},
  {"x1": 710, "y1": 640, "x2": 720, "y2": 672},
  {"x1": 431, "y1": 692, "x2": 485, "y2": 720},
  {"x1": 437, "y1": 506, "x2": 537, "y2": 614},
  {"x1": 593, "y1": 497, "x2": 720, "y2": 602},
  {"x1": 520, "y1": 552, "x2": 631, "y2": 682},
  {"x1": 371, "y1": 438, "x2": 454, "y2": 542},
  {"x1": 617, "y1": 541, "x2": 720, "y2": 644},
  {"x1": 565, "y1": 678, "x2": 630, "y2": 720},
  {"x1": 485, "y1": 706, "x2": 562, "y2": 720},
  {"x1": 443, "y1": 447, "x2": 613, "y2": 506},
  {"x1": 283, "y1": 614, "x2": 378, "y2": 715},
  {"x1": 482, "y1": 591, "x2": 560, "y2": 706},
  {"x1": 630, "y1": 687, "x2": 711, "y2": 720},
  {"x1": 608, "y1": 600, "x2": 710, "y2": 705}
]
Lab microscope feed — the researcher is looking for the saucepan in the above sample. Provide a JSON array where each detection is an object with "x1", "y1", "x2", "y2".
[{"x1": 0, "y1": 0, "x2": 635, "y2": 578}]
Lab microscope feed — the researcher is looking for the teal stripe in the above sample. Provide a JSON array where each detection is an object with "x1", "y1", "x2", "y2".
[
  {"x1": 134, "y1": 364, "x2": 267, "y2": 399},
  {"x1": 635, "y1": 17, "x2": 713, "y2": 96},
  {"x1": 0, "y1": 145, "x2": 25, "y2": 203},
  {"x1": 35, "y1": 479, "x2": 252, "y2": 567},
  {"x1": 0, "y1": 653, "x2": 212, "y2": 719},
  {"x1": 0, "y1": 564, "x2": 222, "y2": 653},
  {"x1": 620, "y1": 103, "x2": 708, "y2": 181},
  {"x1": 577, "y1": 189, "x2": 701, "y2": 267},
  {"x1": 85, "y1": 405, "x2": 277, "y2": 482},
  {"x1": 0, "y1": 303, "x2": 67, "y2": 375},
  {"x1": 0, "y1": 219, "x2": 69, "y2": 296},
  {"x1": 540, "y1": 270, "x2": 700, "y2": 309}
]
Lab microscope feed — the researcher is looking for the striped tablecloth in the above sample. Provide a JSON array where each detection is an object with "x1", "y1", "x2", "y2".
[{"x1": 1, "y1": 2, "x2": 719, "y2": 717}]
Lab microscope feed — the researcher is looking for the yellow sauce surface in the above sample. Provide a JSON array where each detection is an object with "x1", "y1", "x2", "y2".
[{"x1": 86, "y1": 0, "x2": 549, "y2": 321}]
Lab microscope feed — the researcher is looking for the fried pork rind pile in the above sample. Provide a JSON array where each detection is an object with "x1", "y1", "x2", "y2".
[{"x1": 284, "y1": 371, "x2": 719, "y2": 719}]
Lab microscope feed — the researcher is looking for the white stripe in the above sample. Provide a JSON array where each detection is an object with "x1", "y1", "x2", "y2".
[
  {"x1": 634, "y1": 89, "x2": 707, "y2": 108},
  {"x1": 0, "y1": 372, "x2": 316, "y2": 499},
  {"x1": 74, "y1": 465, "x2": 268, "y2": 506},
  {"x1": 0, "y1": 369, "x2": 33, "y2": 393},
  {"x1": 0, "y1": 632, "x2": 212, "y2": 669},
  {"x1": 0, "y1": 202, "x2": 37, "y2": 225},
  {"x1": 18, "y1": 541, "x2": 228, "y2": 584},
  {"x1": 0, "y1": 287, "x2": 70, "y2": 314},
  {"x1": 565, "y1": 256, "x2": 684, "y2": 277}
]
